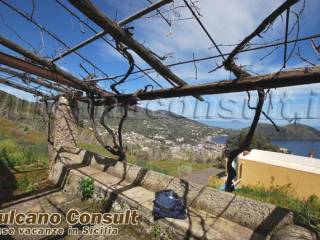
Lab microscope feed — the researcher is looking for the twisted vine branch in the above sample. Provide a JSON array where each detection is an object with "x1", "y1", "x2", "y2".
[
  {"x1": 223, "y1": 0, "x2": 299, "y2": 78},
  {"x1": 111, "y1": 41, "x2": 135, "y2": 94},
  {"x1": 87, "y1": 96, "x2": 128, "y2": 161},
  {"x1": 247, "y1": 91, "x2": 280, "y2": 132}
]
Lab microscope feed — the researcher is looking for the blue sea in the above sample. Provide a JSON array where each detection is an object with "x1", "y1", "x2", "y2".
[
  {"x1": 213, "y1": 136, "x2": 320, "y2": 159},
  {"x1": 272, "y1": 140, "x2": 320, "y2": 158}
]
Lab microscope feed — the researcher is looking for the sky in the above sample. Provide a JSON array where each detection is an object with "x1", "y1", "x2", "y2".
[{"x1": 0, "y1": 0, "x2": 320, "y2": 129}]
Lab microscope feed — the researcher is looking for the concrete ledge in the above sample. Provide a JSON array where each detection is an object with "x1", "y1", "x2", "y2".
[
  {"x1": 63, "y1": 166, "x2": 265, "y2": 240},
  {"x1": 50, "y1": 149, "x2": 294, "y2": 236}
]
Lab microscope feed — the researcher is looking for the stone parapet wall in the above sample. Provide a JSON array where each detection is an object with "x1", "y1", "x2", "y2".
[
  {"x1": 50, "y1": 149, "x2": 293, "y2": 236},
  {"x1": 90, "y1": 152, "x2": 293, "y2": 235}
]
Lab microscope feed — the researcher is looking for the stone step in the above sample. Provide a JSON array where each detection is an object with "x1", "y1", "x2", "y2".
[
  {"x1": 0, "y1": 165, "x2": 267, "y2": 240},
  {"x1": 65, "y1": 166, "x2": 266, "y2": 240}
]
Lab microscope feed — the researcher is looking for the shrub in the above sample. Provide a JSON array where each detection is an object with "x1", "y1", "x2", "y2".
[
  {"x1": 0, "y1": 139, "x2": 21, "y2": 154},
  {"x1": 22, "y1": 143, "x2": 48, "y2": 166},
  {"x1": 0, "y1": 140, "x2": 24, "y2": 167},
  {"x1": 79, "y1": 178, "x2": 95, "y2": 200},
  {"x1": 135, "y1": 159, "x2": 169, "y2": 175},
  {"x1": 236, "y1": 184, "x2": 320, "y2": 232},
  {"x1": 17, "y1": 176, "x2": 35, "y2": 192},
  {"x1": 224, "y1": 132, "x2": 280, "y2": 156},
  {"x1": 0, "y1": 140, "x2": 48, "y2": 167},
  {"x1": 151, "y1": 224, "x2": 162, "y2": 238},
  {"x1": 295, "y1": 195, "x2": 320, "y2": 232},
  {"x1": 208, "y1": 176, "x2": 224, "y2": 189}
]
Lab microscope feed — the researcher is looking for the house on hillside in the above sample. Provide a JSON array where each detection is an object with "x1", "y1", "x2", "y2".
[{"x1": 235, "y1": 149, "x2": 320, "y2": 199}]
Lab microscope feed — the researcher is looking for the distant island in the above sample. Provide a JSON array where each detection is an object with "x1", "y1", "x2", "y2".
[{"x1": 242, "y1": 123, "x2": 320, "y2": 141}]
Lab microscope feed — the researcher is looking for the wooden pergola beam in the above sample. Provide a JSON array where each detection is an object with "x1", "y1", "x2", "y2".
[
  {"x1": 45, "y1": 65, "x2": 320, "y2": 104},
  {"x1": 0, "y1": 52, "x2": 81, "y2": 90},
  {"x1": 0, "y1": 66, "x2": 67, "y2": 93},
  {"x1": 52, "y1": 0, "x2": 173, "y2": 62},
  {"x1": 100, "y1": 65, "x2": 320, "y2": 102},
  {"x1": 0, "y1": 35, "x2": 114, "y2": 97},
  {"x1": 0, "y1": 76, "x2": 48, "y2": 97},
  {"x1": 68, "y1": 0, "x2": 202, "y2": 100}
]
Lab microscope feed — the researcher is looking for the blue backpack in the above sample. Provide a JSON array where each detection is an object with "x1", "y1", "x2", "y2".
[{"x1": 152, "y1": 189, "x2": 187, "y2": 220}]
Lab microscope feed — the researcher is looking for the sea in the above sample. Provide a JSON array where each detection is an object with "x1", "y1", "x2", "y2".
[{"x1": 213, "y1": 136, "x2": 320, "y2": 159}]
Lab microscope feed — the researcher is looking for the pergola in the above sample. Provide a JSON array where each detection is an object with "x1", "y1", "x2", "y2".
[{"x1": 0, "y1": 0, "x2": 319, "y2": 191}]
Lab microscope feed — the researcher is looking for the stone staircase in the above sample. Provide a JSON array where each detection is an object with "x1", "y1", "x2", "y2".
[
  {"x1": 0, "y1": 164, "x2": 264, "y2": 240},
  {"x1": 65, "y1": 165, "x2": 266, "y2": 240}
]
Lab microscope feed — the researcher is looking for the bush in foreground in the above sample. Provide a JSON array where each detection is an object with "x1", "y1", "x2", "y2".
[{"x1": 236, "y1": 183, "x2": 320, "y2": 233}]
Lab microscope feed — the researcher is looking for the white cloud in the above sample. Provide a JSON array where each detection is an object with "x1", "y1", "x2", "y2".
[{"x1": 133, "y1": 0, "x2": 283, "y2": 57}]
